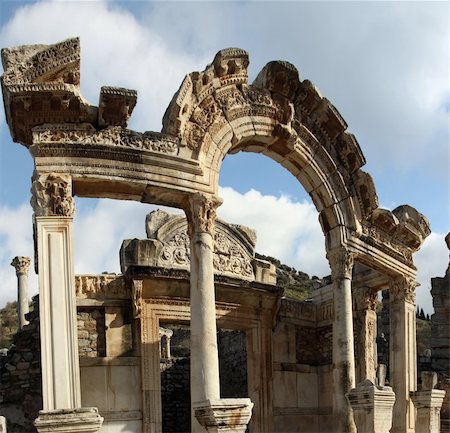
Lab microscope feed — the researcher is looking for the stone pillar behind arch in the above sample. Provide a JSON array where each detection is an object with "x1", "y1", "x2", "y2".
[{"x1": 10, "y1": 256, "x2": 31, "y2": 329}]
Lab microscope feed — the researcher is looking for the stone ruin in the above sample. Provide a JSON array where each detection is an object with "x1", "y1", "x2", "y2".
[{"x1": 0, "y1": 37, "x2": 446, "y2": 433}]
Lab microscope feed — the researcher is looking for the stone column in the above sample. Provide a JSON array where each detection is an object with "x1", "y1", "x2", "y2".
[
  {"x1": 30, "y1": 173, "x2": 103, "y2": 433},
  {"x1": 327, "y1": 247, "x2": 356, "y2": 433},
  {"x1": 10, "y1": 256, "x2": 31, "y2": 329},
  {"x1": 389, "y1": 275, "x2": 417, "y2": 433},
  {"x1": 185, "y1": 193, "x2": 253, "y2": 433},
  {"x1": 354, "y1": 286, "x2": 378, "y2": 384},
  {"x1": 411, "y1": 372, "x2": 446, "y2": 433}
]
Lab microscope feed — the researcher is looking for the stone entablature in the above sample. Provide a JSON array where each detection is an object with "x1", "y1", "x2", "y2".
[
  {"x1": 75, "y1": 274, "x2": 128, "y2": 300},
  {"x1": 121, "y1": 210, "x2": 276, "y2": 284}
]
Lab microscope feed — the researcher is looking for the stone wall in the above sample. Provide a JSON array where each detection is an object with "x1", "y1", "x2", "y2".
[
  {"x1": 0, "y1": 297, "x2": 41, "y2": 433},
  {"x1": 77, "y1": 308, "x2": 106, "y2": 357},
  {"x1": 296, "y1": 326, "x2": 332, "y2": 366}
]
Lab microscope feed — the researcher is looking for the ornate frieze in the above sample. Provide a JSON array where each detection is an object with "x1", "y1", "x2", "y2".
[
  {"x1": 75, "y1": 275, "x2": 128, "y2": 300},
  {"x1": 33, "y1": 126, "x2": 180, "y2": 155},
  {"x1": 11, "y1": 256, "x2": 31, "y2": 276},
  {"x1": 186, "y1": 193, "x2": 222, "y2": 237},
  {"x1": 327, "y1": 248, "x2": 354, "y2": 280},
  {"x1": 390, "y1": 275, "x2": 417, "y2": 304},
  {"x1": 31, "y1": 173, "x2": 75, "y2": 217},
  {"x1": 354, "y1": 286, "x2": 378, "y2": 312}
]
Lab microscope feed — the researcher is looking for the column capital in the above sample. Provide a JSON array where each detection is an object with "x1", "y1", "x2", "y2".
[
  {"x1": 31, "y1": 172, "x2": 75, "y2": 217},
  {"x1": 354, "y1": 286, "x2": 378, "y2": 312},
  {"x1": 186, "y1": 193, "x2": 223, "y2": 238},
  {"x1": 390, "y1": 275, "x2": 417, "y2": 304},
  {"x1": 11, "y1": 256, "x2": 31, "y2": 275},
  {"x1": 327, "y1": 247, "x2": 354, "y2": 280}
]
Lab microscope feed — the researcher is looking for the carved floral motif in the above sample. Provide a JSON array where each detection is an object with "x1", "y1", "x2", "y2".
[
  {"x1": 31, "y1": 173, "x2": 74, "y2": 217},
  {"x1": 354, "y1": 287, "x2": 378, "y2": 311},
  {"x1": 11, "y1": 256, "x2": 31, "y2": 275},
  {"x1": 34, "y1": 126, "x2": 179, "y2": 154},
  {"x1": 159, "y1": 227, "x2": 254, "y2": 279},
  {"x1": 186, "y1": 193, "x2": 222, "y2": 237},
  {"x1": 132, "y1": 280, "x2": 143, "y2": 318},
  {"x1": 390, "y1": 275, "x2": 416, "y2": 304},
  {"x1": 327, "y1": 248, "x2": 354, "y2": 280}
]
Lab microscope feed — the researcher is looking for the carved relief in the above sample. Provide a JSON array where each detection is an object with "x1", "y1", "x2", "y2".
[
  {"x1": 327, "y1": 248, "x2": 354, "y2": 280},
  {"x1": 75, "y1": 275, "x2": 128, "y2": 299},
  {"x1": 186, "y1": 193, "x2": 222, "y2": 237},
  {"x1": 390, "y1": 276, "x2": 417, "y2": 304},
  {"x1": 131, "y1": 280, "x2": 143, "y2": 318},
  {"x1": 34, "y1": 126, "x2": 179, "y2": 155},
  {"x1": 158, "y1": 226, "x2": 254, "y2": 279},
  {"x1": 31, "y1": 173, "x2": 74, "y2": 217},
  {"x1": 11, "y1": 256, "x2": 31, "y2": 275},
  {"x1": 354, "y1": 287, "x2": 378, "y2": 311}
]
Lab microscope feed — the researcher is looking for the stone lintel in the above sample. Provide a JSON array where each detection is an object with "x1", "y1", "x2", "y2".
[
  {"x1": 193, "y1": 398, "x2": 253, "y2": 433},
  {"x1": 34, "y1": 407, "x2": 103, "y2": 433}
]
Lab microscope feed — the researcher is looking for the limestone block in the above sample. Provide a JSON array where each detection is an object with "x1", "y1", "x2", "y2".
[
  {"x1": 347, "y1": 380, "x2": 396, "y2": 433},
  {"x1": 0, "y1": 417, "x2": 6, "y2": 433},
  {"x1": 193, "y1": 398, "x2": 253, "y2": 433},
  {"x1": 273, "y1": 371, "x2": 297, "y2": 407},
  {"x1": 34, "y1": 408, "x2": 103, "y2": 433}
]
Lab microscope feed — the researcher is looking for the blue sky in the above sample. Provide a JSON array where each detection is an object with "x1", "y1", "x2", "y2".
[{"x1": 0, "y1": 1, "x2": 448, "y2": 313}]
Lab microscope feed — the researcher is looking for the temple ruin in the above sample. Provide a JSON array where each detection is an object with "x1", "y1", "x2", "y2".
[{"x1": 0, "y1": 37, "x2": 445, "y2": 433}]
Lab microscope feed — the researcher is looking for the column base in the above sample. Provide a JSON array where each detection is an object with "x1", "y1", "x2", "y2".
[
  {"x1": 411, "y1": 389, "x2": 446, "y2": 433},
  {"x1": 193, "y1": 398, "x2": 253, "y2": 433},
  {"x1": 347, "y1": 380, "x2": 396, "y2": 433},
  {"x1": 34, "y1": 408, "x2": 103, "y2": 433}
]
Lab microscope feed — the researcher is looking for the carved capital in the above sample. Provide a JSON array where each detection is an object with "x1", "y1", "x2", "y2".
[
  {"x1": 354, "y1": 286, "x2": 378, "y2": 311},
  {"x1": 11, "y1": 256, "x2": 31, "y2": 275},
  {"x1": 390, "y1": 275, "x2": 417, "y2": 304},
  {"x1": 31, "y1": 172, "x2": 75, "y2": 217},
  {"x1": 131, "y1": 279, "x2": 143, "y2": 319},
  {"x1": 186, "y1": 193, "x2": 223, "y2": 237},
  {"x1": 327, "y1": 247, "x2": 354, "y2": 280}
]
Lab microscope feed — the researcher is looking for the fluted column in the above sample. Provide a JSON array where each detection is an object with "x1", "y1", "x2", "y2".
[
  {"x1": 10, "y1": 256, "x2": 31, "y2": 329},
  {"x1": 327, "y1": 247, "x2": 356, "y2": 433},
  {"x1": 31, "y1": 172, "x2": 102, "y2": 433},
  {"x1": 389, "y1": 275, "x2": 417, "y2": 433}
]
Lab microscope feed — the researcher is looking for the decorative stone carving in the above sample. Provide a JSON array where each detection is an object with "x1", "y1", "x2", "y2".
[
  {"x1": 31, "y1": 173, "x2": 74, "y2": 217},
  {"x1": 11, "y1": 256, "x2": 31, "y2": 276},
  {"x1": 354, "y1": 286, "x2": 378, "y2": 311},
  {"x1": 33, "y1": 125, "x2": 179, "y2": 155},
  {"x1": 390, "y1": 275, "x2": 417, "y2": 304},
  {"x1": 327, "y1": 247, "x2": 354, "y2": 280},
  {"x1": 131, "y1": 279, "x2": 143, "y2": 319},
  {"x1": 193, "y1": 398, "x2": 253, "y2": 433},
  {"x1": 98, "y1": 86, "x2": 137, "y2": 128},
  {"x1": 74, "y1": 275, "x2": 128, "y2": 300},
  {"x1": 186, "y1": 193, "x2": 222, "y2": 237}
]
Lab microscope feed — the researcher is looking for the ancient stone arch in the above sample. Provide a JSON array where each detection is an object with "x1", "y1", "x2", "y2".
[{"x1": 1, "y1": 37, "x2": 431, "y2": 433}]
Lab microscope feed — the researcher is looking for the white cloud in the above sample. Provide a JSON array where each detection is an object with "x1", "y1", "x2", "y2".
[
  {"x1": 218, "y1": 186, "x2": 329, "y2": 278},
  {"x1": 415, "y1": 232, "x2": 449, "y2": 314}
]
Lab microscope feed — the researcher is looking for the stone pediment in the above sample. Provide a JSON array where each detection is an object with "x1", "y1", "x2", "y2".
[{"x1": 120, "y1": 210, "x2": 278, "y2": 284}]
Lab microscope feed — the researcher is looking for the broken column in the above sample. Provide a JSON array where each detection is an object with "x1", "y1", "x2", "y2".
[
  {"x1": 411, "y1": 372, "x2": 446, "y2": 433},
  {"x1": 390, "y1": 275, "x2": 417, "y2": 433},
  {"x1": 185, "y1": 193, "x2": 253, "y2": 433},
  {"x1": 327, "y1": 247, "x2": 356, "y2": 433},
  {"x1": 347, "y1": 379, "x2": 395, "y2": 433},
  {"x1": 10, "y1": 256, "x2": 31, "y2": 329},
  {"x1": 30, "y1": 173, "x2": 103, "y2": 433}
]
